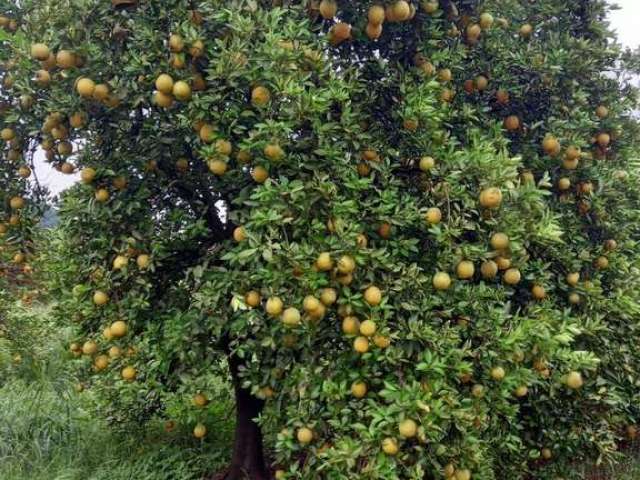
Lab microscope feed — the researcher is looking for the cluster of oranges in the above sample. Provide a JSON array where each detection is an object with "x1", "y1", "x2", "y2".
[
  {"x1": 70, "y1": 319, "x2": 136, "y2": 382},
  {"x1": 320, "y1": 0, "x2": 440, "y2": 43},
  {"x1": 152, "y1": 33, "x2": 206, "y2": 108}
]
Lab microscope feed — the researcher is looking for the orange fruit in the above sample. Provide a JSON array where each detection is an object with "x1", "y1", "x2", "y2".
[
  {"x1": 319, "y1": 0, "x2": 337, "y2": 19},
  {"x1": 479, "y1": 187, "x2": 503, "y2": 208},
  {"x1": 503, "y1": 115, "x2": 520, "y2": 131}
]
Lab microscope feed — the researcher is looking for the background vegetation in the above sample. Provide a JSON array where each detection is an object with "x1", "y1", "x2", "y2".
[{"x1": 0, "y1": 300, "x2": 234, "y2": 480}]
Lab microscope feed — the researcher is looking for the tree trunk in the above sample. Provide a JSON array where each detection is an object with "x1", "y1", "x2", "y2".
[{"x1": 225, "y1": 355, "x2": 270, "y2": 480}]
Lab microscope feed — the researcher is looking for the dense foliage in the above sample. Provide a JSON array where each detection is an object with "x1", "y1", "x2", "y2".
[{"x1": 1, "y1": 0, "x2": 640, "y2": 479}]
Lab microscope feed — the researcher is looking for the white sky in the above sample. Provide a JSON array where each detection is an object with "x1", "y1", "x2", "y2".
[
  {"x1": 609, "y1": 0, "x2": 640, "y2": 49},
  {"x1": 36, "y1": 1, "x2": 640, "y2": 196},
  {"x1": 34, "y1": 150, "x2": 77, "y2": 197}
]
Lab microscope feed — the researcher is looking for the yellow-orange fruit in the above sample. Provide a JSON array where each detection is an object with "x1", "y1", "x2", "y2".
[
  {"x1": 193, "y1": 423, "x2": 207, "y2": 438},
  {"x1": 359, "y1": 319, "x2": 377, "y2": 337},
  {"x1": 595, "y1": 256, "x2": 609, "y2": 270},
  {"x1": 542, "y1": 135, "x2": 561, "y2": 156},
  {"x1": 373, "y1": 334, "x2": 390, "y2": 348},
  {"x1": 368, "y1": 5, "x2": 386, "y2": 25},
  {"x1": 475, "y1": 75, "x2": 488, "y2": 91},
  {"x1": 95, "y1": 188, "x2": 110, "y2": 203},
  {"x1": 330, "y1": 22, "x2": 352, "y2": 45},
  {"x1": 466, "y1": 23, "x2": 481, "y2": 41},
  {"x1": 154, "y1": 91, "x2": 174, "y2": 108},
  {"x1": 282, "y1": 307, "x2": 301, "y2": 327},
  {"x1": 93, "y1": 290, "x2": 109, "y2": 306},
  {"x1": 519, "y1": 24, "x2": 533, "y2": 38},
  {"x1": 80, "y1": 167, "x2": 96, "y2": 183},
  {"x1": 433, "y1": 272, "x2": 452, "y2": 290},
  {"x1": 425, "y1": 207, "x2": 442, "y2": 225},
  {"x1": 337, "y1": 255, "x2": 356, "y2": 274},
  {"x1": 233, "y1": 226, "x2": 246, "y2": 242},
  {"x1": 17, "y1": 166, "x2": 31, "y2": 178},
  {"x1": 319, "y1": 0, "x2": 337, "y2": 19},
  {"x1": 342, "y1": 316, "x2": 360, "y2": 335},
  {"x1": 497, "y1": 256, "x2": 513, "y2": 271},
  {"x1": 35, "y1": 69, "x2": 51, "y2": 86},
  {"x1": 172, "y1": 80, "x2": 191, "y2": 101},
  {"x1": 496, "y1": 89, "x2": 510, "y2": 105},
  {"x1": 82, "y1": 340, "x2": 98, "y2": 355},
  {"x1": 532, "y1": 284, "x2": 546, "y2": 300},
  {"x1": 208, "y1": 160, "x2": 228, "y2": 176},
  {"x1": 398, "y1": 419, "x2": 418, "y2": 438},
  {"x1": 456, "y1": 260, "x2": 475, "y2": 280},
  {"x1": 297, "y1": 427, "x2": 313, "y2": 445},
  {"x1": 189, "y1": 39, "x2": 205, "y2": 57},
  {"x1": 566, "y1": 371, "x2": 583, "y2": 389},
  {"x1": 264, "y1": 143, "x2": 284, "y2": 161},
  {"x1": 595, "y1": 105, "x2": 608, "y2": 119},
  {"x1": 251, "y1": 86, "x2": 271, "y2": 106},
  {"x1": 252, "y1": 166, "x2": 269, "y2": 183},
  {"x1": 391, "y1": 1, "x2": 411, "y2": 21},
  {"x1": 351, "y1": 381, "x2": 367, "y2": 398},
  {"x1": 490, "y1": 232, "x2": 510, "y2": 250},
  {"x1": 366, "y1": 22, "x2": 383, "y2": 40},
  {"x1": 265, "y1": 297, "x2": 284, "y2": 316},
  {"x1": 199, "y1": 124, "x2": 216, "y2": 143},
  {"x1": 110, "y1": 320, "x2": 128, "y2": 338},
  {"x1": 121, "y1": 366, "x2": 137, "y2": 381},
  {"x1": 558, "y1": 177, "x2": 571, "y2": 190},
  {"x1": 382, "y1": 437, "x2": 399, "y2": 455},
  {"x1": 597, "y1": 132, "x2": 611, "y2": 148},
  {"x1": 479, "y1": 12, "x2": 494, "y2": 29},
  {"x1": 56, "y1": 50, "x2": 76, "y2": 69},
  {"x1": 215, "y1": 139, "x2": 232, "y2": 156},
  {"x1": 1, "y1": 127, "x2": 15, "y2": 141},
  {"x1": 10, "y1": 196, "x2": 25, "y2": 209},
  {"x1": 30, "y1": 43, "x2": 50, "y2": 60},
  {"x1": 479, "y1": 187, "x2": 503, "y2": 209},
  {"x1": 438, "y1": 68, "x2": 452, "y2": 82},
  {"x1": 245, "y1": 290, "x2": 261, "y2": 308},
  {"x1": 566, "y1": 272, "x2": 580, "y2": 286},
  {"x1": 169, "y1": 34, "x2": 184, "y2": 52},
  {"x1": 76, "y1": 78, "x2": 96, "y2": 97},
  {"x1": 155, "y1": 73, "x2": 174, "y2": 94},
  {"x1": 69, "y1": 111, "x2": 87, "y2": 128},
  {"x1": 316, "y1": 252, "x2": 333, "y2": 271},
  {"x1": 353, "y1": 336, "x2": 369, "y2": 353},
  {"x1": 503, "y1": 268, "x2": 521, "y2": 285},
  {"x1": 503, "y1": 115, "x2": 520, "y2": 131},
  {"x1": 565, "y1": 146, "x2": 581, "y2": 161},
  {"x1": 490, "y1": 366, "x2": 506, "y2": 381}
]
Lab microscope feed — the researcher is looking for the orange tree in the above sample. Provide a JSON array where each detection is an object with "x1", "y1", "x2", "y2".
[{"x1": 1, "y1": 0, "x2": 640, "y2": 479}]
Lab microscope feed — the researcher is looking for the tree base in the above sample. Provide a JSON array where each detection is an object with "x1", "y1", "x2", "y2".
[
  {"x1": 222, "y1": 466, "x2": 271, "y2": 480},
  {"x1": 219, "y1": 355, "x2": 270, "y2": 480}
]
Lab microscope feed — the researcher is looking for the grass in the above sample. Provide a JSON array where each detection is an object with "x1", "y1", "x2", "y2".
[
  {"x1": 0, "y1": 301, "x2": 234, "y2": 480},
  {"x1": 0, "y1": 378, "x2": 232, "y2": 480}
]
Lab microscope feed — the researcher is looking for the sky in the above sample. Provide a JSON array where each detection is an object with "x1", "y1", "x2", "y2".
[
  {"x1": 36, "y1": 1, "x2": 640, "y2": 196},
  {"x1": 608, "y1": 0, "x2": 640, "y2": 49}
]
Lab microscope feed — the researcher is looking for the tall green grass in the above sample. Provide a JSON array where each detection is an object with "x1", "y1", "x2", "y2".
[
  {"x1": 0, "y1": 378, "x2": 233, "y2": 480},
  {"x1": 0, "y1": 301, "x2": 234, "y2": 480}
]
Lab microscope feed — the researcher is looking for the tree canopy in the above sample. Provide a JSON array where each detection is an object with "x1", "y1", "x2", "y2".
[{"x1": 1, "y1": 0, "x2": 640, "y2": 479}]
